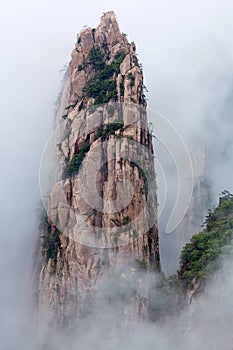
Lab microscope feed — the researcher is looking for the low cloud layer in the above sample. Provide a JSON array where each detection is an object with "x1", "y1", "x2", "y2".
[{"x1": 36, "y1": 260, "x2": 233, "y2": 350}]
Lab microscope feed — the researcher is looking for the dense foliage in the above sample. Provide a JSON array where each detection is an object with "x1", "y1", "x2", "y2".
[
  {"x1": 179, "y1": 191, "x2": 233, "y2": 285},
  {"x1": 82, "y1": 48, "x2": 126, "y2": 104}
]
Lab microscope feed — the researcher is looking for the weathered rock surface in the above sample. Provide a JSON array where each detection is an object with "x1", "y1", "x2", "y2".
[{"x1": 36, "y1": 11, "x2": 159, "y2": 330}]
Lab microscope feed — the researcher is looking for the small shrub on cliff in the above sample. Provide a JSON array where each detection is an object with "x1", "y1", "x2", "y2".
[
  {"x1": 122, "y1": 216, "x2": 131, "y2": 225},
  {"x1": 95, "y1": 121, "x2": 124, "y2": 141},
  {"x1": 41, "y1": 218, "x2": 61, "y2": 265},
  {"x1": 127, "y1": 72, "x2": 135, "y2": 87},
  {"x1": 64, "y1": 142, "x2": 90, "y2": 177}
]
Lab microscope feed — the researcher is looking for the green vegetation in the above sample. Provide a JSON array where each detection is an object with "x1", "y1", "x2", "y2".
[
  {"x1": 179, "y1": 191, "x2": 233, "y2": 285},
  {"x1": 127, "y1": 72, "x2": 135, "y2": 87},
  {"x1": 95, "y1": 121, "x2": 124, "y2": 141},
  {"x1": 63, "y1": 120, "x2": 124, "y2": 179},
  {"x1": 41, "y1": 218, "x2": 61, "y2": 265},
  {"x1": 87, "y1": 47, "x2": 105, "y2": 70},
  {"x1": 83, "y1": 79, "x2": 117, "y2": 104},
  {"x1": 82, "y1": 48, "x2": 126, "y2": 104},
  {"x1": 122, "y1": 216, "x2": 131, "y2": 225},
  {"x1": 111, "y1": 216, "x2": 132, "y2": 227},
  {"x1": 64, "y1": 143, "x2": 90, "y2": 177}
]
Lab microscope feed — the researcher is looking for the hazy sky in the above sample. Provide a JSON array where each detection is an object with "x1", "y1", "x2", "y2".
[{"x1": 0, "y1": 1, "x2": 233, "y2": 347}]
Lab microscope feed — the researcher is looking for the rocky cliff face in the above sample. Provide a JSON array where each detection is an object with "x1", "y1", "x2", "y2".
[{"x1": 36, "y1": 11, "x2": 160, "y2": 331}]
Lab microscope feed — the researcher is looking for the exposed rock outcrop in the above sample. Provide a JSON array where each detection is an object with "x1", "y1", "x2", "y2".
[{"x1": 36, "y1": 11, "x2": 159, "y2": 331}]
